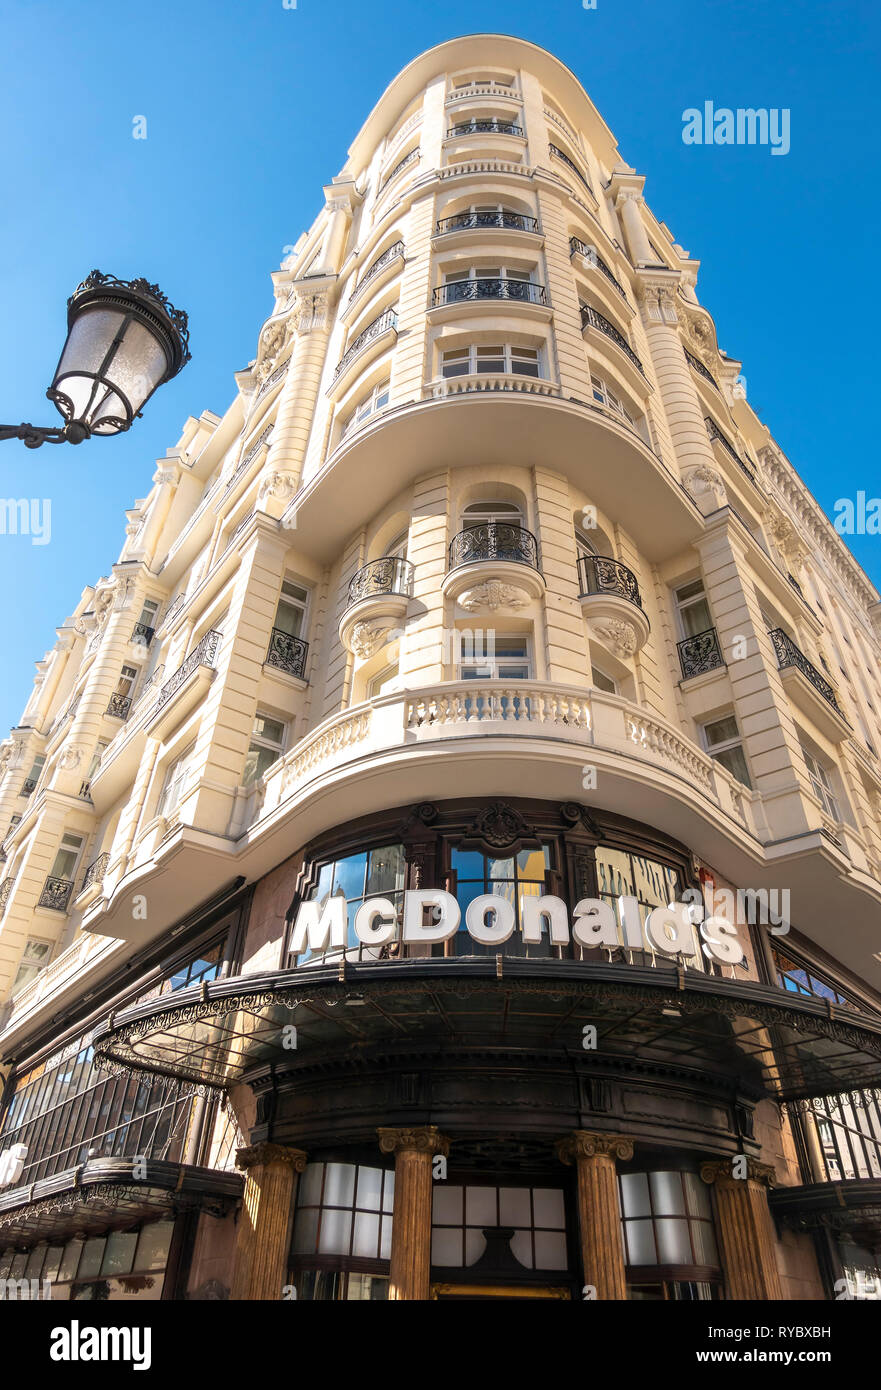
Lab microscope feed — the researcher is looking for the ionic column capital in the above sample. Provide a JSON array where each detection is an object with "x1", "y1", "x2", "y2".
[
  {"x1": 556, "y1": 1131, "x2": 635, "y2": 1164},
  {"x1": 377, "y1": 1125, "x2": 450, "y2": 1157},
  {"x1": 700, "y1": 1158, "x2": 777, "y2": 1189},
  {"x1": 235, "y1": 1142, "x2": 308, "y2": 1173}
]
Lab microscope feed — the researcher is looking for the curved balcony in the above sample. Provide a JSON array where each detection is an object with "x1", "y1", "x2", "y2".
[
  {"x1": 442, "y1": 522, "x2": 545, "y2": 609},
  {"x1": 447, "y1": 118, "x2": 524, "y2": 138},
  {"x1": 435, "y1": 210, "x2": 539, "y2": 236},
  {"x1": 569, "y1": 236, "x2": 629, "y2": 305},
  {"x1": 432, "y1": 278, "x2": 549, "y2": 310},
  {"x1": 769, "y1": 627, "x2": 850, "y2": 741},
  {"x1": 577, "y1": 555, "x2": 650, "y2": 655},
  {"x1": 580, "y1": 303, "x2": 645, "y2": 379},
  {"x1": 677, "y1": 627, "x2": 726, "y2": 682},
  {"x1": 145, "y1": 629, "x2": 222, "y2": 739},
  {"x1": 344, "y1": 241, "x2": 405, "y2": 321},
  {"x1": 548, "y1": 143, "x2": 595, "y2": 198},
  {"x1": 329, "y1": 308, "x2": 398, "y2": 396},
  {"x1": 339, "y1": 557, "x2": 414, "y2": 656}
]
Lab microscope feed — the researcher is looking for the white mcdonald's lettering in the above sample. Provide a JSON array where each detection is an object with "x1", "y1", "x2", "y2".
[
  {"x1": 290, "y1": 892, "x2": 744, "y2": 966},
  {"x1": 0, "y1": 1143, "x2": 27, "y2": 1188}
]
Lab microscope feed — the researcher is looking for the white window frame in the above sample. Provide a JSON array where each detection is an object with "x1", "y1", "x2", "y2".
[
  {"x1": 441, "y1": 343, "x2": 541, "y2": 378},
  {"x1": 243, "y1": 714, "x2": 286, "y2": 788},
  {"x1": 462, "y1": 499, "x2": 524, "y2": 526},
  {"x1": 50, "y1": 832, "x2": 85, "y2": 883},
  {"x1": 341, "y1": 379, "x2": 391, "y2": 439},
  {"x1": 701, "y1": 715, "x2": 752, "y2": 789},
  {"x1": 674, "y1": 579, "x2": 713, "y2": 640},
  {"x1": 460, "y1": 634, "x2": 531, "y2": 681},
  {"x1": 273, "y1": 578, "x2": 310, "y2": 639},
  {"x1": 157, "y1": 743, "x2": 197, "y2": 821},
  {"x1": 11, "y1": 937, "x2": 53, "y2": 997},
  {"x1": 443, "y1": 263, "x2": 533, "y2": 284},
  {"x1": 801, "y1": 744, "x2": 841, "y2": 820}
]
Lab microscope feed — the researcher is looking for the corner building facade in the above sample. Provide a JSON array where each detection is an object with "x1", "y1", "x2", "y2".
[{"x1": 1, "y1": 36, "x2": 881, "y2": 1303}]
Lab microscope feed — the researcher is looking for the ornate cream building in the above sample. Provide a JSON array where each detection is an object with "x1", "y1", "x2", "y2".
[{"x1": 0, "y1": 35, "x2": 880, "y2": 1303}]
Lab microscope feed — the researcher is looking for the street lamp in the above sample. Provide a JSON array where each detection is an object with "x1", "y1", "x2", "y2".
[{"x1": 0, "y1": 270, "x2": 191, "y2": 449}]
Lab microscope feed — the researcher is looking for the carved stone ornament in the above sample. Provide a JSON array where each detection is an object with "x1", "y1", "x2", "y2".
[
  {"x1": 456, "y1": 581, "x2": 530, "y2": 613},
  {"x1": 235, "y1": 1143, "x2": 308, "y2": 1173},
  {"x1": 589, "y1": 617, "x2": 639, "y2": 659},
  {"x1": 683, "y1": 464, "x2": 727, "y2": 515},
  {"x1": 255, "y1": 316, "x2": 292, "y2": 382},
  {"x1": 57, "y1": 745, "x2": 84, "y2": 771},
  {"x1": 257, "y1": 470, "x2": 297, "y2": 503},
  {"x1": 350, "y1": 620, "x2": 387, "y2": 660},
  {"x1": 700, "y1": 1158, "x2": 777, "y2": 1188},
  {"x1": 294, "y1": 289, "x2": 330, "y2": 336},
  {"x1": 556, "y1": 1131, "x2": 635, "y2": 1164},
  {"x1": 463, "y1": 801, "x2": 539, "y2": 853},
  {"x1": 377, "y1": 1125, "x2": 450, "y2": 1157}
]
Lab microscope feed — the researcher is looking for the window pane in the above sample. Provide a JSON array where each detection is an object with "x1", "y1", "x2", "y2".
[
  {"x1": 431, "y1": 1228, "x2": 463, "y2": 1266},
  {"x1": 331, "y1": 857, "x2": 367, "y2": 904},
  {"x1": 433, "y1": 1185, "x2": 463, "y2": 1223},
  {"x1": 77, "y1": 1238, "x2": 106, "y2": 1281},
  {"x1": 298, "y1": 1162, "x2": 324, "y2": 1206},
  {"x1": 650, "y1": 1171, "x2": 686, "y2": 1215},
  {"x1": 625, "y1": 1219, "x2": 656, "y2": 1264},
  {"x1": 134, "y1": 1221, "x2": 174, "y2": 1271},
  {"x1": 704, "y1": 716, "x2": 739, "y2": 746},
  {"x1": 465, "y1": 1186, "x2": 496, "y2": 1226},
  {"x1": 692, "y1": 1220, "x2": 719, "y2": 1266},
  {"x1": 683, "y1": 1171, "x2": 712, "y2": 1219},
  {"x1": 292, "y1": 1207, "x2": 319, "y2": 1255},
  {"x1": 58, "y1": 1240, "x2": 83, "y2": 1283},
  {"x1": 534, "y1": 1230, "x2": 568, "y2": 1269},
  {"x1": 510, "y1": 1229, "x2": 533, "y2": 1268},
  {"x1": 499, "y1": 1187, "x2": 531, "y2": 1226},
  {"x1": 532, "y1": 1187, "x2": 566, "y2": 1227},
  {"x1": 655, "y1": 1218, "x2": 692, "y2": 1264},
  {"x1": 101, "y1": 1231, "x2": 138, "y2": 1277},
  {"x1": 464, "y1": 1229, "x2": 486, "y2": 1265},
  {"x1": 620, "y1": 1172, "x2": 651, "y2": 1218},
  {"x1": 356, "y1": 1166, "x2": 384, "y2": 1211},
  {"x1": 323, "y1": 1162, "x2": 356, "y2": 1208},
  {"x1": 352, "y1": 1210, "x2": 380, "y2": 1259},
  {"x1": 318, "y1": 1207, "x2": 352, "y2": 1255}
]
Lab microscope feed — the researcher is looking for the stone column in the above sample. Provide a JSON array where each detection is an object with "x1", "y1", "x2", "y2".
[
  {"x1": 701, "y1": 1158, "x2": 782, "y2": 1300},
  {"x1": 556, "y1": 1131, "x2": 633, "y2": 1300},
  {"x1": 230, "y1": 1142, "x2": 307, "y2": 1301},
  {"x1": 378, "y1": 1125, "x2": 450, "y2": 1300},
  {"x1": 616, "y1": 190, "x2": 654, "y2": 265}
]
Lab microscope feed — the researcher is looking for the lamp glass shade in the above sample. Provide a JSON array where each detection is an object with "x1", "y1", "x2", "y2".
[{"x1": 48, "y1": 272, "x2": 190, "y2": 439}]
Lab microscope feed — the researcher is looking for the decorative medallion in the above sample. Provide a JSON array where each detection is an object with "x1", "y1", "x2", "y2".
[{"x1": 456, "y1": 581, "x2": 530, "y2": 613}]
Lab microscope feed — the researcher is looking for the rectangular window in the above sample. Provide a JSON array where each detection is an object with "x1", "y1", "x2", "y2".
[
  {"x1": 431, "y1": 1183, "x2": 568, "y2": 1271},
  {"x1": 702, "y1": 715, "x2": 752, "y2": 789},
  {"x1": 460, "y1": 635, "x2": 530, "y2": 680},
  {"x1": 137, "y1": 598, "x2": 160, "y2": 627},
  {"x1": 801, "y1": 745, "x2": 841, "y2": 819},
  {"x1": 11, "y1": 938, "x2": 52, "y2": 997},
  {"x1": 441, "y1": 345, "x2": 542, "y2": 378},
  {"x1": 242, "y1": 714, "x2": 286, "y2": 787},
  {"x1": 341, "y1": 380, "x2": 390, "y2": 438},
  {"x1": 274, "y1": 579, "x2": 309, "y2": 638},
  {"x1": 157, "y1": 743, "x2": 197, "y2": 820},
  {"x1": 591, "y1": 665, "x2": 617, "y2": 695},
  {"x1": 115, "y1": 664, "x2": 138, "y2": 698},
  {"x1": 674, "y1": 580, "x2": 713, "y2": 638},
  {"x1": 50, "y1": 833, "x2": 84, "y2": 883}
]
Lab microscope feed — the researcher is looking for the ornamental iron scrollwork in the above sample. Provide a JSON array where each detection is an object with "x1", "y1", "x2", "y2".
[
  {"x1": 265, "y1": 628, "x2": 309, "y2": 679},
  {"x1": 438, "y1": 211, "x2": 539, "y2": 235},
  {"x1": 677, "y1": 627, "x2": 725, "y2": 680},
  {"x1": 106, "y1": 692, "x2": 132, "y2": 720},
  {"x1": 432, "y1": 278, "x2": 548, "y2": 308},
  {"x1": 769, "y1": 628, "x2": 844, "y2": 714},
  {"x1": 580, "y1": 303, "x2": 644, "y2": 375},
  {"x1": 447, "y1": 118, "x2": 524, "y2": 137},
  {"x1": 569, "y1": 237, "x2": 628, "y2": 301},
  {"x1": 449, "y1": 522, "x2": 539, "y2": 572},
  {"x1": 332, "y1": 308, "x2": 398, "y2": 382},
  {"x1": 154, "y1": 629, "x2": 221, "y2": 712},
  {"x1": 346, "y1": 556, "x2": 414, "y2": 608},
  {"x1": 37, "y1": 875, "x2": 74, "y2": 912},
  {"x1": 81, "y1": 852, "x2": 110, "y2": 894},
  {"x1": 577, "y1": 554, "x2": 643, "y2": 608}
]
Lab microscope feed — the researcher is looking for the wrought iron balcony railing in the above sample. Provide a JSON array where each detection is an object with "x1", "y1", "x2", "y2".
[
  {"x1": 130, "y1": 621, "x2": 155, "y2": 647},
  {"x1": 346, "y1": 557, "x2": 414, "y2": 609},
  {"x1": 677, "y1": 627, "x2": 725, "y2": 680},
  {"x1": 379, "y1": 147, "x2": 419, "y2": 192},
  {"x1": 106, "y1": 692, "x2": 132, "y2": 720},
  {"x1": 580, "y1": 304, "x2": 645, "y2": 375},
  {"x1": 548, "y1": 143, "x2": 594, "y2": 195},
  {"x1": 684, "y1": 347, "x2": 718, "y2": 388},
  {"x1": 449, "y1": 522, "x2": 540, "y2": 572},
  {"x1": 154, "y1": 629, "x2": 222, "y2": 714},
  {"x1": 265, "y1": 629, "x2": 309, "y2": 680},
  {"x1": 0, "y1": 878, "x2": 13, "y2": 914},
  {"x1": 38, "y1": 875, "x2": 74, "y2": 912},
  {"x1": 350, "y1": 241, "x2": 405, "y2": 303},
  {"x1": 224, "y1": 424, "x2": 274, "y2": 494},
  {"x1": 81, "y1": 851, "x2": 110, "y2": 895},
  {"x1": 705, "y1": 417, "x2": 757, "y2": 484},
  {"x1": 19, "y1": 778, "x2": 38, "y2": 798},
  {"x1": 447, "y1": 118, "x2": 524, "y2": 138},
  {"x1": 769, "y1": 628, "x2": 844, "y2": 714},
  {"x1": 577, "y1": 555, "x2": 643, "y2": 609},
  {"x1": 436, "y1": 211, "x2": 539, "y2": 235},
  {"x1": 569, "y1": 237, "x2": 628, "y2": 301},
  {"x1": 432, "y1": 279, "x2": 548, "y2": 308},
  {"x1": 332, "y1": 308, "x2": 398, "y2": 383}
]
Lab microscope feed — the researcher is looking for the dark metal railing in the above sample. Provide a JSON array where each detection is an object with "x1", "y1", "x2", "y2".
[
  {"x1": 0, "y1": 878, "x2": 13, "y2": 914},
  {"x1": 106, "y1": 692, "x2": 132, "y2": 720},
  {"x1": 224, "y1": 425, "x2": 273, "y2": 493},
  {"x1": 684, "y1": 347, "x2": 718, "y2": 388},
  {"x1": 38, "y1": 875, "x2": 74, "y2": 913},
  {"x1": 432, "y1": 279, "x2": 548, "y2": 308},
  {"x1": 351, "y1": 241, "x2": 405, "y2": 301},
  {"x1": 569, "y1": 237, "x2": 628, "y2": 300},
  {"x1": 256, "y1": 357, "x2": 290, "y2": 398},
  {"x1": 677, "y1": 627, "x2": 725, "y2": 680},
  {"x1": 436, "y1": 211, "x2": 539, "y2": 235},
  {"x1": 449, "y1": 522, "x2": 540, "y2": 572},
  {"x1": 154, "y1": 629, "x2": 222, "y2": 714},
  {"x1": 447, "y1": 119, "x2": 524, "y2": 137},
  {"x1": 379, "y1": 147, "x2": 419, "y2": 192},
  {"x1": 347, "y1": 557, "x2": 414, "y2": 609},
  {"x1": 580, "y1": 303, "x2": 645, "y2": 375},
  {"x1": 130, "y1": 622, "x2": 155, "y2": 647},
  {"x1": 577, "y1": 555, "x2": 643, "y2": 609},
  {"x1": 80, "y1": 851, "x2": 110, "y2": 894},
  {"x1": 548, "y1": 143, "x2": 594, "y2": 195},
  {"x1": 332, "y1": 308, "x2": 398, "y2": 383},
  {"x1": 265, "y1": 629, "x2": 309, "y2": 680},
  {"x1": 19, "y1": 778, "x2": 38, "y2": 798},
  {"x1": 769, "y1": 628, "x2": 844, "y2": 714},
  {"x1": 705, "y1": 417, "x2": 757, "y2": 484}
]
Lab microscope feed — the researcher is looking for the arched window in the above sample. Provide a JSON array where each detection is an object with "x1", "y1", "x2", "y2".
[
  {"x1": 462, "y1": 499, "x2": 523, "y2": 527},
  {"x1": 383, "y1": 531, "x2": 408, "y2": 560}
]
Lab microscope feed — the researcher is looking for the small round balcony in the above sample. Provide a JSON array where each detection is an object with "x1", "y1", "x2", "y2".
[
  {"x1": 429, "y1": 277, "x2": 552, "y2": 328},
  {"x1": 442, "y1": 522, "x2": 545, "y2": 610},
  {"x1": 339, "y1": 556, "x2": 414, "y2": 657},
  {"x1": 577, "y1": 555, "x2": 650, "y2": 656}
]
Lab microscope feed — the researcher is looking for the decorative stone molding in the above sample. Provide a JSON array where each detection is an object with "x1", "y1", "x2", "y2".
[
  {"x1": 257, "y1": 470, "x2": 297, "y2": 504},
  {"x1": 456, "y1": 580, "x2": 531, "y2": 612},
  {"x1": 700, "y1": 1158, "x2": 777, "y2": 1188},
  {"x1": 350, "y1": 620, "x2": 388, "y2": 661},
  {"x1": 377, "y1": 1125, "x2": 450, "y2": 1157},
  {"x1": 57, "y1": 745, "x2": 84, "y2": 771},
  {"x1": 235, "y1": 1143, "x2": 308, "y2": 1173},
  {"x1": 556, "y1": 1132, "x2": 635, "y2": 1164},
  {"x1": 293, "y1": 288, "x2": 331, "y2": 335},
  {"x1": 683, "y1": 463, "x2": 727, "y2": 515},
  {"x1": 636, "y1": 271, "x2": 681, "y2": 324},
  {"x1": 588, "y1": 617, "x2": 639, "y2": 659}
]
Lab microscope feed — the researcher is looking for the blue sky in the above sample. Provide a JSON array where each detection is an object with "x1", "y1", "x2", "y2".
[{"x1": 0, "y1": 0, "x2": 878, "y2": 733}]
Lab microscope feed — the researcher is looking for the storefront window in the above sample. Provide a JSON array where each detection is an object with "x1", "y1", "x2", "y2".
[
  {"x1": 450, "y1": 845, "x2": 552, "y2": 957},
  {"x1": 431, "y1": 1182, "x2": 569, "y2": 1270},
  {"x1": 0, "y1": 1220, "x2": 174, "y2": 1300},
  {"x1": 619, "y1": 1170, "x2": 719, "y2": 1276},
  {"x1": 297, "y1": 846, "x2": 406, "y2": 965},
  {"x1": 594, "y1": 847, "x2": 706, "y2": 969},
  {"x1": 289, "y1": 1161, "x2": 394, "y2": 1300}
]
